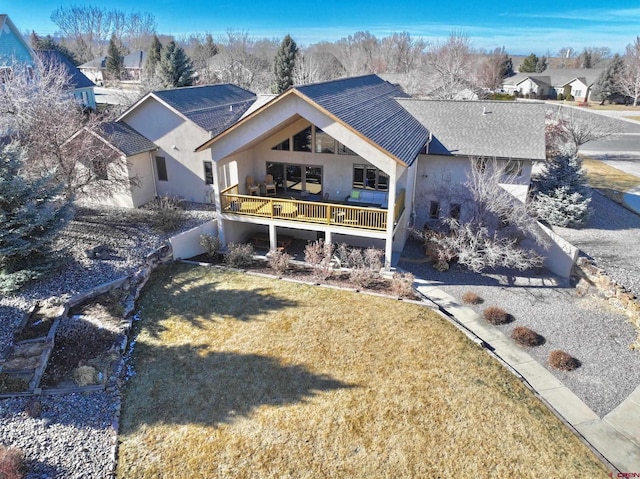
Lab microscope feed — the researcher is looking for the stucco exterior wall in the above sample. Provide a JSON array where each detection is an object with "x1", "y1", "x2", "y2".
[
  {"x1": 414, "y1": 154, "x2": 532, "y2": 227},
  {"x1": 122, "y1": 98, "x2": 214, "y2": 203}
]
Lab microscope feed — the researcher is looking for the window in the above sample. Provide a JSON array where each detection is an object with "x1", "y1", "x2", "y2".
[
  {"x1": 272, "y1": 138, "x2": 290, "y2": 151},
  {"x1": 338, "y1": 142, "x2": 357, "y2": 156},
  {"x1": 429, "y1": 201, "x2": 440, "y2": 219},
  {"x1": 293, "y1": 126, "x2": 312, "y2": 152},
  {"x1": 504, "y1": 159, "x2": 523, "y2": 177},
  {"x1": 352, "y1": 164, "x2": 389, "y2": 191},
  {"x1": 314, "y1": 128, "x2": 335, "y2": 154},
  {"x1": 155, "y1": 156, "x2": 168, "y2": 181},
  {"x1": 203, "y1": 161, "x2": 214, "y2": 184},
  {"x1": 449, "y1": 203, "x2": 461, "y2": 220},
  {"x1": 473, "y1": 157, "x2": 487, "y2": 174},
  {"x1": 574, "y1": 89, "x2": 582, "y2": 98},
  {"x1": 92, "y1": 159, "x2": 108, "y2": 180}
]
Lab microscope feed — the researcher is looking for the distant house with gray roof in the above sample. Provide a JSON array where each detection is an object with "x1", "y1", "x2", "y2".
[
  {"x1": 86, "y1": 74, "x2": 548, "y2": 268},
  {"x1": 501, "y1": 68, "x2": 603, "y2": 101},
  {"x1": 79, "y1": 50, "x2": 148, "y2": 84}
]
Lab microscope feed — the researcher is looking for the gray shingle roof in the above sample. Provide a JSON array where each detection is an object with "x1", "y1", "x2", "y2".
[
  {"x1": 97, "y1": 121, "x2": 157, "y2": 157},
  {"x1": 152, "y1": 84, "x2": 257, "y2": 136},
  {"x1": 397, "y1": 99, "x2": 546, "y2": 160},
  {"x1": 503, "y1": 68, "x2": 604, "y2": 88},
  {"x1": 296, "y1": 75, "x2": 430, "y2": 166},
  {"x1": 36, "y1": 50, "x2": 95, "y2": 89}
]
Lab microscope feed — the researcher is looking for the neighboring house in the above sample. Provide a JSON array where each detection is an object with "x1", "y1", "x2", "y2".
[
  {"x1": 0, "y1": 14, "x2": 96, "y2": 109},
  {"x1": 502, "y1": 68, "x2": 603, "y2": 101},
  {"x1": 35, "y1": 50, "x2": 96, "y2": 109},
  {"x1": 0, "y1": 13, "x2": 35, "y2": 78},
  {"x1": 88, "y1": 74, "x2": 546, "y2": 265},
  {"x1": 79, "y1": 50, "x2": 147, "y2": 84}
]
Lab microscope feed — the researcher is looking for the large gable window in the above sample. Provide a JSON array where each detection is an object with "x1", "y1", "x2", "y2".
[
  {"x1": 338, "y1": 142, "x2": 357, "y2": 156},
  {"x1": 272, "y1": 138, "x2": 290, "y2": 151},
  {"x1": 315, "y1": 128, "x2": 335, "y2": 154},
  {"x1": 293, "y1": 126, "x2": 312, "y2": 152}
]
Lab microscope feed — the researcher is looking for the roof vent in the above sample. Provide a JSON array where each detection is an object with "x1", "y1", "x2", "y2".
[
  {"x1": 482, "y1": 107, "x2": 491, "y2": 115},
  {"x1": 229, "y1": 105, "x2": 233, "y2": 112}
]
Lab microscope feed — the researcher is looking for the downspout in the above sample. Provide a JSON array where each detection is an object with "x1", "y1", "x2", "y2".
[{"x1": 411, "y1": 131, "x2": 432, "y2": 227}]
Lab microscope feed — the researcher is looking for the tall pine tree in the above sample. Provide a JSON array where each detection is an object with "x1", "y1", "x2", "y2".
[
  {"x1": 592, "y1": 54, "x2": 625, "y2": 104},
  {"x1": 0, "y1": 144, "x2": 73, "y2": 292},
  {"x1": 144, "y1": 34, "x2": 163, "y2": 80},
  {"x1": 519, "y1": 53, "x2": 539, "y2": 73},
  {"x1": 106, "y1": 34, "x2": 123, "y2": 80},
  {"x1": 273, "y1": 34, "x2": 298, "y2": 93},
  {"x1": 157, "y1": 41, "x2": 194, "y2": 88}
]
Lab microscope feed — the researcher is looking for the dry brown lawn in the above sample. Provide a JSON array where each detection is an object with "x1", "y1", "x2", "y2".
[
  {"x1": 582, "y1": 157, "x2": 640, "y2": 203},
  {"x1": 116, "y1": 263, "x2": 608, "y2": 478}
]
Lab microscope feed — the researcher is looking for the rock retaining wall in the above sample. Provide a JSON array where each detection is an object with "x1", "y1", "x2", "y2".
[{"x1": 573, "y1": 257, "x2": 640, "y2": 347}]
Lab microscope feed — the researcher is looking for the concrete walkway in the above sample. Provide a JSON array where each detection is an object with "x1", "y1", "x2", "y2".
[{"x1": 413, "y1": 278, "x2": 640, "y2": 474}]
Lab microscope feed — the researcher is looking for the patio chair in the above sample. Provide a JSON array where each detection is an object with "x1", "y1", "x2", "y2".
[
  {"x1": 246, "y1": 176, "x2": 260, "y2": 196},
  {"x1": 264, "y1": 174, "x2": 277, "y2": 196}
]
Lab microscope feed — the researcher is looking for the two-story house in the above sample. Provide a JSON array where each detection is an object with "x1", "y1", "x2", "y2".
[{"x1": 85, "y1": 75, "x2": 546, "y2": 266}]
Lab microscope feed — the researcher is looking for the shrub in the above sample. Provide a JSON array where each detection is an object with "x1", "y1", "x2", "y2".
[
  {"x1": 557, "y1": 93, "x2": 564, "y2": 101},
  {"x1": 462, "y1": 291, "x2": 482, "y2": 304},
  {"x1": 483, "y1": 306, "x2": 512, "y2": 325},
  {"x1": 305, "y1": 240, "x2": 334, "y2": 282},
  {"x1": 224, "y1": 243, "x2": 254, "y2": 268},
  {"x1": 148, "y1": 196, "x2": 185, "y2": 233},
  {"x1": 349, "y1": 266, "x2": 377, "y2": 289},
  {"x1": 511, "y1": 326, "x2": 545, "y2": 347},
  {"x1": 268, "y1": 251, "x2": 291, "y2": 276},
  {"x1": 0, "y1": 373, "x2": 29, "y2": 394},
  {"x1": 0, "y1": 445, "x2": 26, "y2": 479},
  {"x1": 488, "y1": 92, "x2": 516, "y2": 101},
  {"x1": 391, "y1": 272, "x2": 415, "y2": 298},
  {"x1": 363, "y1": 247, "x2": 384, "y2": 270},
  {"x1": 549, "y1": 350, "x2": 581, "y2": 371},
  {"x1": 73, "y1": 365, "x2": 98, "y2": 386},
  {"x1": 199, "y1": 234, "x2": 221, "y2": 259},
  {"x1": 24, "y1": 399, "x2": 42, "y2": 418}
]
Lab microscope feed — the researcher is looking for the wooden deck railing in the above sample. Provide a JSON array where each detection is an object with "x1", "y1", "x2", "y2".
[{"x1": 219, "y1": 184, "x2": 405, "y2": 231}]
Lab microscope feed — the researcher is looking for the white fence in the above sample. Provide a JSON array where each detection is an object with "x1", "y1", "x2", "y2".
[{"x1": 169, "y1": 220, "x2": 218, "y2": 260}]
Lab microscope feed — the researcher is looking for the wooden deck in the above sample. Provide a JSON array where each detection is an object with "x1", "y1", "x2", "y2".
[{"x1": 220, "y1": 185, "x2": 404, "y2": 232}]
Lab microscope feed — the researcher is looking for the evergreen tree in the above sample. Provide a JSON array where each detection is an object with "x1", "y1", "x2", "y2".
[
  {"x1": 535, "y1": 55, "x2": 548, "y2": 72},
  {"x1": 532, "y1": 154, "x2": 591, "y2": 227},
  {"x1": 0, "y1": 144, "x2": 73, "y2": 292},
  {"x1": 157, "y1": 41, "x2": 194, "y2": 88},
  {"x1": 106, "y1": 34, "x2": 123, "y2": 80},
  {"x1": 144, "y1": 34, "x2": 163, "y2": 80},
  {"x1": 592, "y1": 54, "x2": 625, "y2": 104},
  {"x1": 273, "y1": 34, "x2": 298, "y2": 93},
  {"x1": 581, "y1": 49, "x2": 593, "y2": 68},
  {"x1": 519, "y1": 53, "x2": 539, "y2": 72},
  {"x1": 30, "y1": 31, "x2": 78, "y2": 65}
]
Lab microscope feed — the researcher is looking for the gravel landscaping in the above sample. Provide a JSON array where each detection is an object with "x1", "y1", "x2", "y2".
[
  {"x1": 0, "y1": 203, "x2": 215, "y2": 479},
  {"x1": 399, "y1": 237, "x2": 640, "y2": 418},
  {"x1": 552, "y1": 190, "x2": 640, "y2": 299}
]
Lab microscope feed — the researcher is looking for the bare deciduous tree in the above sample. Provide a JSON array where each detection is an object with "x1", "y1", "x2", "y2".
[
  {"x1": 0, "y1": 59, "x2": 130, "y2": 200},
  {"x1": 414, "y1": 158, "x2": 547, "y2": 272},
  {"x1": 50, "y1": 6, "x2": 156, "y2": 63},
  {"x1": 546, "y1": 106, "x2": 617, "y2": 156},
  {"x1": 422, "y1": 32, "x2": 478, "y2": 99},
  {"x1": 619, "y1": 36, "x2": 640, "y2": 106}
]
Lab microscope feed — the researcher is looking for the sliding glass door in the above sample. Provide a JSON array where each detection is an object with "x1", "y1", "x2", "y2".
[{"x1": 266, "y1": 162, "x2": 322, "y2": 196}]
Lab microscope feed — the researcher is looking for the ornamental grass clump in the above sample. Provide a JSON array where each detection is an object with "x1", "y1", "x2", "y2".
[
  {"x1": 483, "y1": 306, "x2": 512, "y2": 325},
  {"x1": 462, "y1": 291, "x2": 482, "y2": 305},
  {"x1": 511, "y1": 326, "x2": 545, "y2": 347},
  {"x1": 549, "y1": 350, "x2": 581, "y2": 371},
  {"x1": 268, "y1": 251, "x2": 291, "y2": 276},
  {"x1": 0, "y1": 445, "x2": 26, "y2": 479},
  {"x1": 391, "y1": 272, "x2": 415, "y2": 298}
]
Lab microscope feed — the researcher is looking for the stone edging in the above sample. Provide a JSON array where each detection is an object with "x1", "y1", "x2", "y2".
[{"x1": 573, "y1": 257, "x2": 640, "y2": 347}]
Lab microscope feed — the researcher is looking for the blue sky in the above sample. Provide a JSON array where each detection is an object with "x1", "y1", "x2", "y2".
[{"x1": 5, "y1": 0, "x2": 640, "y2": 55}]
